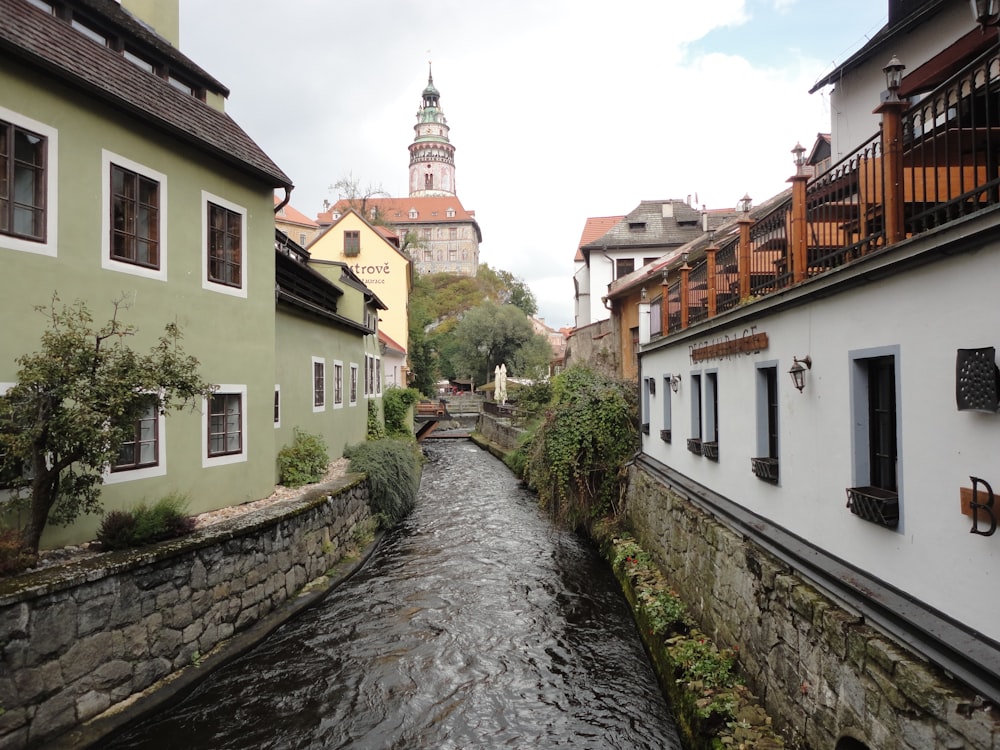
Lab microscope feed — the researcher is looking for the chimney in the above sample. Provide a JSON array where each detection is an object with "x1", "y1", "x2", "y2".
[{"x1": 121, "y1": 0, "x2": 180, "y2": 47}]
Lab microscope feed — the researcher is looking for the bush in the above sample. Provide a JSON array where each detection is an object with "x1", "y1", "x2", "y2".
[
  {"x1": 96, "y1": 493, "x2": 195, "y2": 550},
  {"x1": 518, "y1": 366, "x2": 637, "y2": 529},
  {"x1": 382, "y1": 386, "x2": 421, "y2": 436},
  {"x1": 367, "y1": 400, "x2": 386, "y2": 440},
  {"x1": 345, "y1": 438, "x2": 422, "y2": 527},
  {"x1": 0, "y1": 527, "x2": 36, "y2": 576},
  {"x1": 277, "y1": 428, "x2": 329, "y2": 487}
]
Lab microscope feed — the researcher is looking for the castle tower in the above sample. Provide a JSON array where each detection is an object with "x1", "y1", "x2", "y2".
[{"x1": 408, "y1": 65, "x2": 456, "y2": 197}]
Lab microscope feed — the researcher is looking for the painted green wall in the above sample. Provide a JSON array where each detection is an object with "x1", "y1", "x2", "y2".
[
  {"x1": 274, "y1": 309, "x2": 370, "y2": 465},
  {"x1": 1, "y1": 61, "x2": 280, "y2": 547}
]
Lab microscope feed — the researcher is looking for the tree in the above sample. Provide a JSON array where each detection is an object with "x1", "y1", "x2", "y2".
[
  {"x1": 446, "y1": 302, "x2": 552, "y2": 386},
  {"x1": 329, "y1": 172, "x2": 390, "y2": 225},
  {"x1": 0, "y1": 296, "x2": 213, "y2": 555}
]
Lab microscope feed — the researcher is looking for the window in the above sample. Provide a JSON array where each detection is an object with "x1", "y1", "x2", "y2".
[
  {"x1": 752, "y1": 365, "x2": 779, "y2": 483},
  {"x1": 202, "y1": 386, "x2": 247, "y2": 467},
  {"x1": 446, "y1": 207, "x2": 455, "y2": 218},
  {"x1": 409, "y1": 209, "x2": 418, "y2": 219},
  {"x1": 202, "y1": 192, "x2": 246, "y2": 296},
  {"x1": 298, "y1": 232, "x2": 306, "y2": 245},
  {"x1": 0, "y1": 116, "x2": 49, "y2": 246},
  {"x1": 660, "y1": 374, "x2": 673, "y2": 442},
  {"x1": 641, "y1": 377, "x2": 652, "y2": 435},
  {"x1": 650, "y1": 297, "x2": 662, "y2": 338},
  {"x1": 704, "y1": 371, "x2": 719, "y2": 459},
  {"x1": 350, "y1": 364, "x2": 359, "y2": 405},
  {"x1": 113, "y1": 401, "x2": 158, "y2": 472},
  {"x1": 105, "y1": 395, "x2": 167, "y2": 484},
  {"x1": 688, "y1": 373, "x2": 703, "y2": 455},
  {"x1": 110, "y1": 163, "x2": 159, "y2": 269},
  {"x1": 333, "y1": 361, "x2": 344, "y2": 407},
  {"x1": 449, "y1": 228, "x2": 457, "y2": 240},
  {"x1": 312, "y1": 357, "x2": 325, "y2": 411},
  {"x1": 123, "y1": 48, "x2": 155, "y2": 73},
  {"x1": 848, "y1": 349, "x2": 901, "y2": 528},
  {"x1": 616, "y1": 258, "x2": 635, "y2": 278},
  {"x1": 274, "y1": 385, "x2": 281, "y2": 427},
  {"x1": 425, "y1": 173, "x2": 433, "y2": 189},
  {"x1": 344, "y1": 230, "x2": 360, "y2": 256},
  {"x1": 375, "y1": 358, "x2": 382, "y2": 395}
]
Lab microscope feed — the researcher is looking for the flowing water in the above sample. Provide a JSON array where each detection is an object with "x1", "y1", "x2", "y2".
[{"x1": 106, "y1": 440, "x2": 681, "y2": 749}]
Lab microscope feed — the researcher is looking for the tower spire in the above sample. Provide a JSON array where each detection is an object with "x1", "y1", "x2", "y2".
[{"x1": 409, "y1": 66, "x2": 455, "y2": 196}]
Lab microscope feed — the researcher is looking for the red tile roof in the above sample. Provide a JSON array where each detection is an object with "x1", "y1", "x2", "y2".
[
  {"x1": 274, "y1": 195, "x2": 318, "y2": 228},
  {"x1": 378, "y1": 329, "x2": 407, "y2": 355},
  {"x1": 575, "y1": 216, "x2": 625, "y2": 261},
  {"x1": 318, "y1": 196, "x2": 477, "y2": 225}
]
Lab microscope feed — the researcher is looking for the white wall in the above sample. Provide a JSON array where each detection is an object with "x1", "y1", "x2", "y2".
[{"x1": 640, "y1": 240, "x2": 1000, "y2": 639}]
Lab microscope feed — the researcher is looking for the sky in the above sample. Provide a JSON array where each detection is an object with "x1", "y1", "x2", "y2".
[{"x1": 178, "y1": 0, "x2": 889, "y2": 329}]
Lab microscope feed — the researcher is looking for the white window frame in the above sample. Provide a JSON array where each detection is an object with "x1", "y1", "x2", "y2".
[
  {"x1": 312, "y1": 356, "x2": 326, "y2": 412},
  {"x1": 349, "y1": 363, "x2": 359, "y2": 406},
  {"x1": 0, "y1": 106, "x2": 58, "y2": 257},
  {"x1": 104, "y1": 397, "x2": 167, "y2": 484},
  {"x1": 101, "y1": 150, "x2": 168, "y2": 281},
  {"x1": 201, "y1": 191, "x2": 247, "y2": 298},
  {"x1": 202, "y1": 384, "x2": 248, "y2": 467},
  {"x1": 333, "y1": 360, "x2": 344, "y2": 408},
  {"x1": 273, "y1": 384, "x2": 281, "y2": 428}
]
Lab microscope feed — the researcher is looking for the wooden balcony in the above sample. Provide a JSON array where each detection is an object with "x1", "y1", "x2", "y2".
[{"x1": 655, "y1": 47, "x2": 1000, "y2": 338}]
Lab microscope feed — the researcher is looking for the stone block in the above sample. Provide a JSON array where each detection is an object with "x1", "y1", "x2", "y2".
[
  {"x1": 61, "y1": 631, "x2": 115, "y2": 684},
  {"x1": 28, "y1": 599, "x2": 77, "y2": 659},
  {"x1": 132, "y1": 657, "x2": 171, "y2": 691},
  {"x1": 75, "y1": 689, "x2": 111, "y2": 721},
  {"x1": 28, "y1": 689, "x2": 76, "y2": 745},
  {"x1": 0, "y1": 706, "x2": 27, "y2": 735},
  {"x1": 14, "y1": 661, "x2": 62, "y2": 704},
  {"x1": 865, "y1": 637, "x2": 902, "y2": 676},
  {"x1": 181, "y1": 620, "x2": 203, "y2": 645},
  {"x1": 189, "y1": 558, "x2": 207, "y2": 590},
  {"x1": 150, "y1": 628, "x2": 181, "y2": 659},
  {"x1": 0, "y1": 603, "x2": 29, "y2": 642},
  {"x1": 77, "y1": 593, "x2": 115, "y2": 637},
  {"x1": 893, "y1": 658, "x2": 947, "y2": 716}
]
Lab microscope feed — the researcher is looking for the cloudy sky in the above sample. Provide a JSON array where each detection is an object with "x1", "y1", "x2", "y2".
[{"x1": 179, "y1": 0, "x2": 888, "y2": 329}]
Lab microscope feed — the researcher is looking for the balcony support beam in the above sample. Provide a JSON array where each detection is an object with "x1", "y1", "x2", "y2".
[
  {"x1": 875, "y1": 98, "x2": 909, "y2": 245},
  {"x1": 737, "y1": 216, "x2": 753, "y2": 300},
  {"x1": 680, "y1": 263, "x2": 691, "y2": 330},
  {"x1": 789, "y1": 173, "x2": 809, "y2": 283},
  {"x1": 706, "y1": 245, "x2": 718, "y2": 318}
]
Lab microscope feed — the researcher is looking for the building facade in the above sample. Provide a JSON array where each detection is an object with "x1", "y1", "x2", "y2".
[
  {"x1": 317, "y1": 69, "x2": 482, "y2": 277},
  {"x1": 624, "y1": 1, "x2": 1000, "y2": 745}
]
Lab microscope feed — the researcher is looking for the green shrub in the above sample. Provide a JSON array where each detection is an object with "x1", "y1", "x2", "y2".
[
  {"x1": 277, "y1": 428, "x2": 329, "y2": 487},
  {"x1": 367, "y1": 400, "x2": 386, "y2": 440},
  {"x1": 382, "y1": 386, "x2": 421, "y2": 436},
  {"x1": 345, "y1": 438, "x2": 422, "y2": 527},
  {"x1": 96, "y1": 493, "x2": 194, "y2": 550},
  {"x1": 518, "y1": 365, "x2": 637, "y2": 529}
]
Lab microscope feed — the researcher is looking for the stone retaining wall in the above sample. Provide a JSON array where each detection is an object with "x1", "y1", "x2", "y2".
[
  {"x1": 626, "y1": 465, "x2": 999, "y2": 750},
  {"x1": 0, "y1": 475, "x2": 373, "y2": 750},
  {"x1": 475, "y1": 413, "x2": 523, "y2": 451}
]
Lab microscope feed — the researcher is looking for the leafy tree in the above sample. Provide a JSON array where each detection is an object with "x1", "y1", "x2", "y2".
[
  {"x1": 0, "y1": 296, "x2": 213, "y2": 556},
  {"x1": 477, "y1": 265, "x2": 538, "y2": 316},
  {"x1": 446, "y1": 302, "x2": 552, "y2": 385}
]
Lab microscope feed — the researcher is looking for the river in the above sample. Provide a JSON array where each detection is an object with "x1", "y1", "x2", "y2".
[{"x1": 106, "y1": 440, "x2": 681, "y2": 749}]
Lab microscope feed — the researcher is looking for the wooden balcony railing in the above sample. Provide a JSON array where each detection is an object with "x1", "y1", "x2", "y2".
[{"x1": 655, "y1": 46, "x2": 1000, "y2": 338}]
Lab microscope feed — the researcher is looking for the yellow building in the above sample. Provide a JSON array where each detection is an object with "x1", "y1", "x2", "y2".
[{"x1": 308, "y1": 208, "x2": 411, "y2": 356}]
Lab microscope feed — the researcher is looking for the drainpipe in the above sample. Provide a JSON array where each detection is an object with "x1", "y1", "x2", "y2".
[{"x1": 274, "y1": 186, "x2": 292, "y2": 214}]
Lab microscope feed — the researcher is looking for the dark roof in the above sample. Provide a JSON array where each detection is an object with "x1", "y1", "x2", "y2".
[
  {"x1": 275, "y1": 231, "x2": 377, "y2": 334},
  {"x1": 809, "y1": 0, "x2": 949, "y2": 93},
  {"x1": 1, "y1": 0, "x2": 292, "y2": 188},
  {"x1": 582, "y1": 200, "x2": 706, "y2": 253}
]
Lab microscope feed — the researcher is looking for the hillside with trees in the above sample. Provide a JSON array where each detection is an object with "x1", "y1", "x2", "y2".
[{"x1": 408, "y1": 265, "x2": 550, "y2": 395}]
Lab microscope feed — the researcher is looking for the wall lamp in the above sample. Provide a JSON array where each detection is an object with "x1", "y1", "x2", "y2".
[
  {"x1": 738, "y1": 193, "x2": 753, "y2": 214},
  {"x1": 668, "y1": 374, "x2": 682, "y2": 393},
  {"x1": 971, "y1": 0, "x2": 1000, "y2": 29},
  {"x1": 788, "y1": 355, "x2": 812, "y2": 393}
]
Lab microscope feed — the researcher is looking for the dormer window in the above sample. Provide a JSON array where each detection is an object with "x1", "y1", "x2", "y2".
[
  {"x1": 446, "y1": 207, "x2": 455, "y2": 218},
  {"x1": 409, "y1": 209, "x2": 418, "y2": 219},
  {"x1": 629, "y1": 222, "x2": 647, "y2": 231},
  {"x1": 124, "y1": 48, "x2": 155, "y2": 74}
]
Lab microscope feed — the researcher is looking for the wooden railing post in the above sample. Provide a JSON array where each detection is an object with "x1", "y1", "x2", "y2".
[
  {"x1": 875, "y1": 98, "x2": 908, "y2": 245},
  {"x1": 789, "y1": 173, "x2": 809, "y2": 282},
  {"x1": 738, "y1": 216, "x2": 753, "y2": 300},
  {"x1": 660, "y1": 276, "x2": 670, "y2": 335},
  {"x1": 705, "y1": 245, "x2": 718, "y2": 317},
  {"x1": 680, "y1": 263, "x2": 691, "y2": 329}
]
